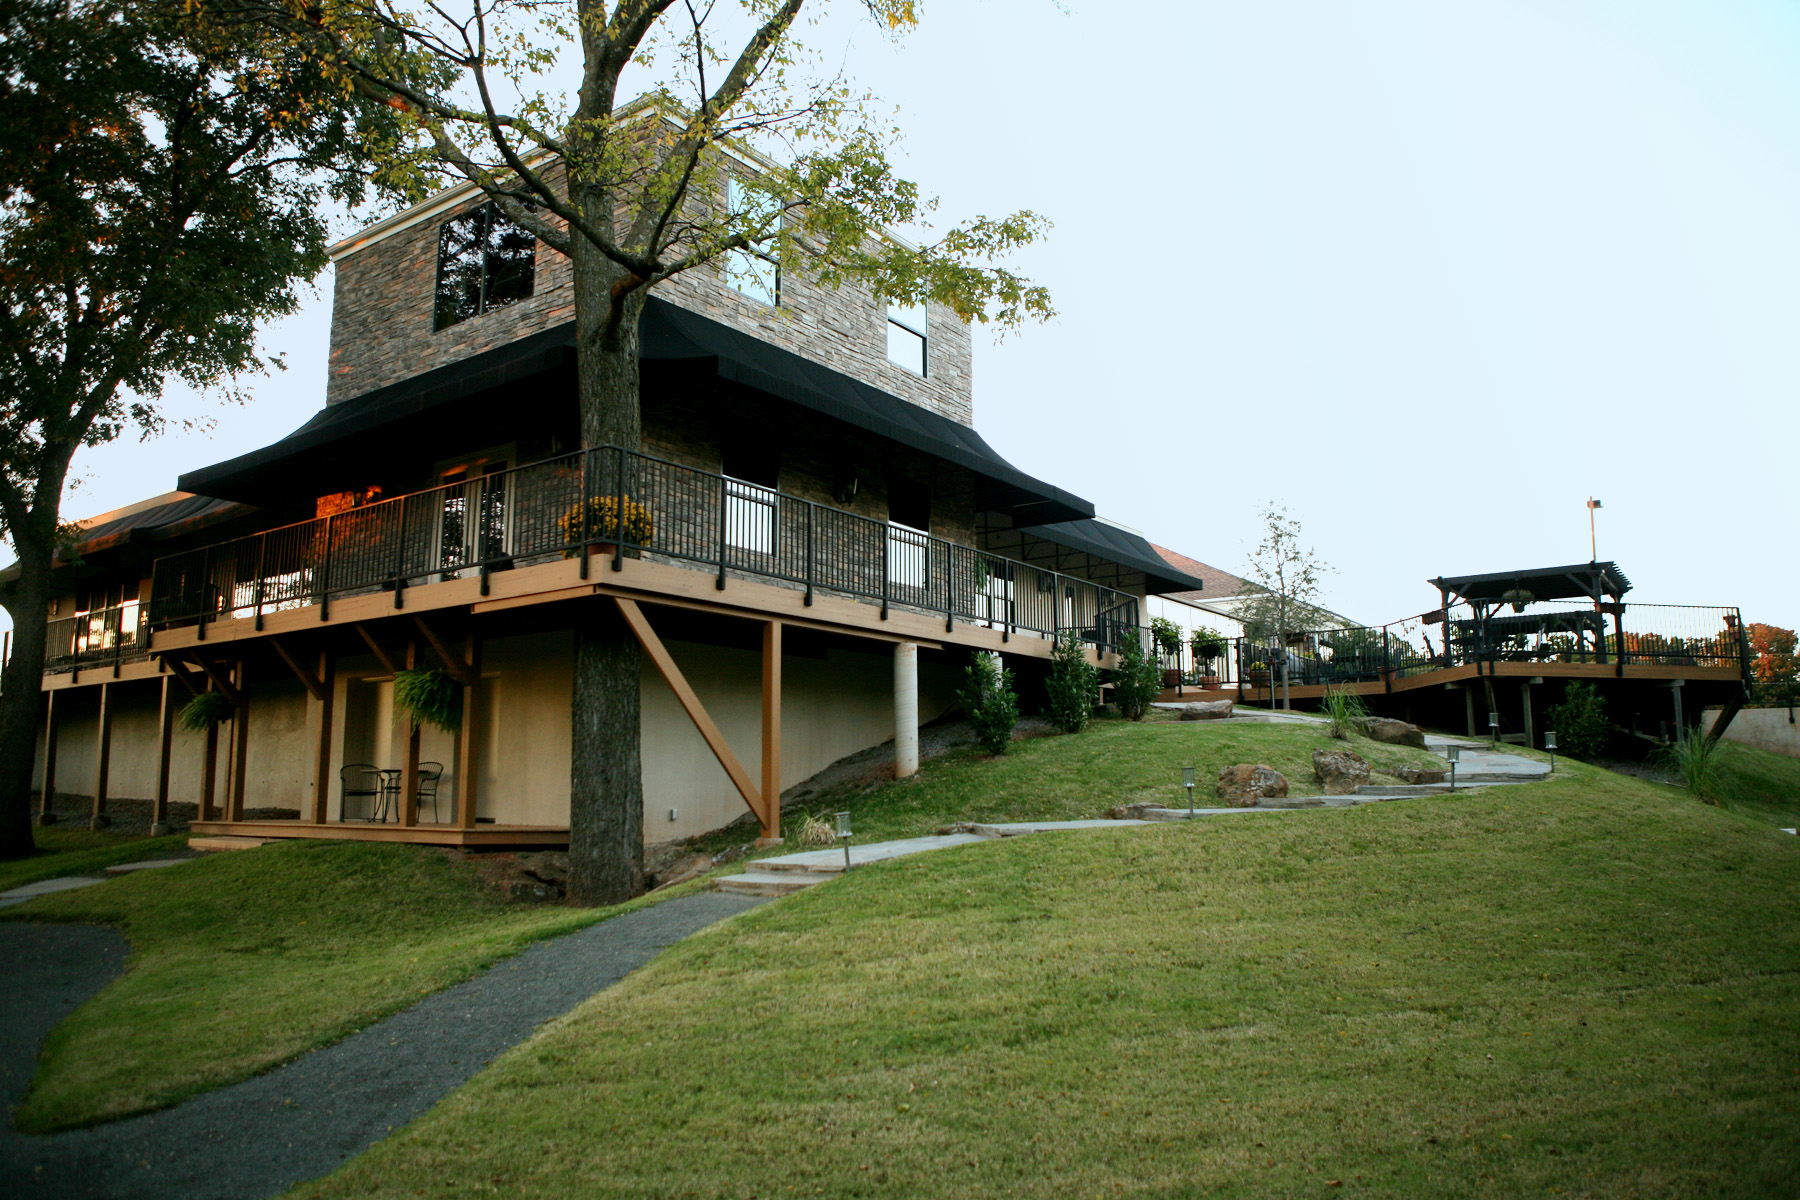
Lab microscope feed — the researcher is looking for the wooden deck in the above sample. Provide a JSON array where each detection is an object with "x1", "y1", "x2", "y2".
[
  {"x1": 187, "y1": 820, "x2": 571, "y2": 848},
  {"x1": 1227, "y1": 659, "x2": 1743, "y2": 706}
]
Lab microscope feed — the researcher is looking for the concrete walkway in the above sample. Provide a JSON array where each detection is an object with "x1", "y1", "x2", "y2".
[
  {"x1": 0, "y1": 857, "x2": 199, "y2": 910},
  {"x1": 0, "y1": 891, "x2": 765, "y2": 1200}
]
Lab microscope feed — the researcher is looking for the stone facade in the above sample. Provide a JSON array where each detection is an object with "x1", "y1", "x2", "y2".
[{"x1": 325, "y1": 184, "x2": 974, "y2": 426}]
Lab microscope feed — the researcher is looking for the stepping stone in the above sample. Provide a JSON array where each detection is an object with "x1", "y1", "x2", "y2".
[
  {"x1": 0, "y1": 875, "x2": 108, "y2": 908},
  {"x1": 104, "y1": 857, "x2": 198, "y2": 875},
  {"x1": 964, "y1": 819, "x2": 1149, "y2": 837},
  {"x1": 715, "y1": 870, "x2": 838, "y2": 896},
  {"x1": 1782, "y1": 828, "x2": 1796, "y2": 836}
]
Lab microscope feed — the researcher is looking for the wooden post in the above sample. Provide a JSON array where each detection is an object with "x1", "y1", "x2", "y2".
[
  {"x1": 226, "y1": 660, "x2": 249, "y2": 821},
  {"x1": 1520, "y1": 680, "x2": 1534, "y2": 750},
  {"x1": 759, "y1": 621, "x2": 783, "y2": 845},
  {"x1": 456, "y1": 635, "x2": 482, "y2": 829},
  {"x1": 37, "y1": 689, "x2": 58, "y2": 826},
  {"x1": 152, "y1": 676, "x2": 175, "y2": 835},
  {"x1": 401, "y1": 639, "x2": 421, "y2": 826},
  {"x1": 312, "y1": 649, "x2": 334, "y2": 824},
  {"x1": 1465, "y1": 686, "x2": 1476, "y2": 737},
  {"x1": 200, "y1": 716, "x2": 219, "y2": 824},
  {"x1": 90, "y1": 681, "x2": 113, "y2": 830},
  {"x1": 1670, "y1": 680, "x2": 1685, "y2": 733}
]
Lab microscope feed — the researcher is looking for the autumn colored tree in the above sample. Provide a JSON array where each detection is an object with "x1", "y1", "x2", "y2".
[
  {"x1": 210, "y1": 0, "x2": 1054, "y2": 904},
  {"x1": 1746, "y1": 623, "x2": 1798, "y2": 684}
]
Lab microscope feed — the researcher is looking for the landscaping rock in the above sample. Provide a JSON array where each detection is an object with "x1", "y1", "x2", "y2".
[
  {"x1": 519, "y1": 851, "x2": 570, "y2": 887},
  {"x1": 1364, "y1": 717, "x2": 1426, "y2": 748},
  {"x1": 1216, "y1": 764, "x2": 1288, "y2": 807},
  {"x1": 648, "y1": 853, "x2": 713, "y2": 891},
  {"x1": 1393, "y1": 763, "x2": 1450, "y2": 785},
  {"x1": 1180, "y1": 700, "x2": 1234, "y2": 721},
  {"x1": 1312, "y1": 748, "x2": 1371, "y2": 795},
  {"x1": 501, "y1": 877, "x2": 563, "y2": 903}
]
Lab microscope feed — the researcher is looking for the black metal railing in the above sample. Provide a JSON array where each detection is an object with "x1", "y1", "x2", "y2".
[
  {"x1": 1230, "y1": 601, "x2": 1747, "y2": 689},
  {"x1": 44, "y1": 603, "x2": 147, "y2": 670},
  {"x1": 147, "y1": 445, "x2": 1141, "y2": 652}
]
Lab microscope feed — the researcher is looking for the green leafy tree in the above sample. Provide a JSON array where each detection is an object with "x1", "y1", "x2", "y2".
[
  {"x1": 1544, "y1": 681, "x2": 1609, "y2": 761},
  {"x1": 1237, "y1": 504, "x2": 1332, "y2": 710},
  {"x1": 1109, "y1": 634, "x2": 1161, "y2": 722},
  {"x1": 957, "y1": 651, "x2": 1018, "y2": 756},
  {"x1": 1045, "y1": 632, "x2": 1098, "y2": 735},
  {"x1": 214, "y1": 0, "x2": 1054, "y2": 903},
  {"x1": 0, "y1": 0, "x2": 400, "y2": 859}
]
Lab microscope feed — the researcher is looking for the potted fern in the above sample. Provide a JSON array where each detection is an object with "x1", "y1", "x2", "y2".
[{"x1": 394, "y1": 668, "x2": 462, "y2": 733}]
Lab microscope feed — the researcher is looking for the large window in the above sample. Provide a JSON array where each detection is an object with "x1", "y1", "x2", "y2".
[
  {"x1": 886, "y1": 299, "x2": 928, "y2": 375},
  {"x1": 435, "y1": 203, "x2": 537, "y2": 330},
  {"x1": 724, "y1": 177, "x2": 780, "y2": 306}
]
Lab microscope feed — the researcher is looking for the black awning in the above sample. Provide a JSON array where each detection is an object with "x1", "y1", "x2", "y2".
[
  {"x1": 1430, "y1": 561, "x2": 1632, "y2": 604},
  {"x1": 179, "y1": 298, "x2": 1091, "y2": 524},
  {"x1": 1017, "y1": 519, "x2": 1210, "y2": 595}
]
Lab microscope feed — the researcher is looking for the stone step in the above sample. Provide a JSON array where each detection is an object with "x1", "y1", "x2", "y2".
[
  {"x1": 714, "y1": 870, "x2": 837, "y2": 897},
  {"x1": 188, "y1": 836, "x2": 273, "y2": 852},
  {"x1": 1353, "y1": 784, "x2": 1453, "y2": 798}
]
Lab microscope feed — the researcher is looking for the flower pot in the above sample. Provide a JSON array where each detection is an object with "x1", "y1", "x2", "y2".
[
  {"x1": 1200, "y1": 676, "x2": 1222, "y2": 690},
  {"x1": 1161, "y1": 668, "x2": 1182, "y2": 688}
]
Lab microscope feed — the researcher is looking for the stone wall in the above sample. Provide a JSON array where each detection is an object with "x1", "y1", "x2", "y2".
[
  {"x1": 1702, "y1": 706, "x2": 1800, "y2": 760},
  {"x1": 325, "y1": 184, "x2": 974, "y2": 426}
]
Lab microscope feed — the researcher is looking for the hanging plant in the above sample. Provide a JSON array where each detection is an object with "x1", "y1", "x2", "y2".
[
  {"x1": 178, "y1": 690, "x2": 235, "y2": 733},
  {"x1": 394, "y1": 668, "x2": 463, "y2": 734},
  {"x1": 1501, "y1": 588, "x2": 1535, "y2": 613}
]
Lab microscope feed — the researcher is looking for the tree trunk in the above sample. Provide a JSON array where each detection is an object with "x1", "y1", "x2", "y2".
[
  {"x1": 564, "y1": 201, "x2": 648, "y2": 906},
  {"x1": 0, "y1": 531, "x2": 55, "y2": 859}
]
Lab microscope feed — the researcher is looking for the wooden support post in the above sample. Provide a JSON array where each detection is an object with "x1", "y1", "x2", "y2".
[
  {"x1": 311, "y1": 649, "x2": 334, "y2": 824},
  {"x1": 401, "y1": 639, "x2": 421, "y2": 827},
  {"x1": 455, "y1": 635, "x2": 482, "y2": 829},
  {"x1": 188, "y1": 655, "x2": 243, "y2": 706},
  {"x1": 1520, "y1": 680, "x2": 1534, "y2": 750},
  {"x1": 354, "y1": 623, "x2": 402, "y2": 674},
  {"x1": 90, "y1": 682, "x2": 113, "y2": 830},
  {"x1": 226, "y1": 660, "x2": 249, "y2": 822},
  {"x1": 37, "y1": 689, "x2": 58, "y2": 826},
  {"x1": 1465, "y1": 686, "x2": 1476, "y2": 737},
  {"x1": 616, "y1": 597, "x2": 766, "y2": 826},
  {"x1": 759, "y1": 621, "x2": 783, "y2": 845},
  {"x1": 152, "y1": 676, "x2": 175, "y2": 835},
  {"x1": 1670, "y1": 680, "x2": 1685, "y2": 732}
]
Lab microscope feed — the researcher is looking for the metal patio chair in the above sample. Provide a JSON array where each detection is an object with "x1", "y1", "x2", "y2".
[
  {"x1": 339, "y1": 763, "x2": 383, "y2": 822},
  {"x1": 414, "y1": 762, "x2": 445, "y2": 823}
]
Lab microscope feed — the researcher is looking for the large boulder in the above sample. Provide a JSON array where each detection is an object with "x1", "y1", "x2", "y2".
[
  {"x1": 1180, "y1": 700, "x2": 1235, "y2": 721},
  {"x1": 1365, "y1": 717, "x2": 1426, "y2": 749},
  {"x1": 1312, "y1": 748, "x2": 1371, "y2": 795},
  {"x1": 1393, "y1": 763, "x2": 1449, "y2": 785},
  {"x1": 1216, "y1": 763, "x2": 1289, "y2": 807}
]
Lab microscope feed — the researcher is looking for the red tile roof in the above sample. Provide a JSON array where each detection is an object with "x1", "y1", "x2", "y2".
[{"x1": 1150, "y1": 544, "x2": 1250, "y2": 606}]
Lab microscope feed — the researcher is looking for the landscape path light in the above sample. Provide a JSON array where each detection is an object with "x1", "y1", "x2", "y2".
[
  {"x1": 835, "y1": 811, "x2": 853, "y2": 871},
  {"x1": 1182, "y1": 766, "x2": 1196, "y2": 817},
  {"x1": 1446, "y1": 744, "x2": 1460, "y2": 792},
  {"x1": 1489, "y1": 711, "x2": 1500, "y2": 750},
  {"x1": 1545, "y1": 730, "x2": 1557, "y2": 774}
]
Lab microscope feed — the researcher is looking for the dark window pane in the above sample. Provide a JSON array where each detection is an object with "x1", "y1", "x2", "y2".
[
  {"x1": 434, "y1": 204, "x2": 535, "y2": 330},
  {"x1": 888, "y1": 477, "x2": 930, "y2": 531},
  {"x1": 484, "y1": 219, "x2": 537, "y2": 311}
]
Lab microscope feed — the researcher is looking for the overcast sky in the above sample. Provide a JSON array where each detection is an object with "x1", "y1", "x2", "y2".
[{"x1": 29, "y1": 0, "x2": 1800, "y2": 637}]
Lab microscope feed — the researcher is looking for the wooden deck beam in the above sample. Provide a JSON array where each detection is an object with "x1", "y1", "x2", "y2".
[
  {"x1": 37, "y1": 689, "x2": 58, "y2": 825},
  {"x1": 152, "y1": 675, "x2": 175, "y2": 834},
  {"x1": 89, "y1": 682, "x2": 112, "y2": 829}
]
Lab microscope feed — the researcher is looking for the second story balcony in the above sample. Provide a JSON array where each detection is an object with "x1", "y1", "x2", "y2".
[{"x1": 144, "y1": 445, "x2": 1146, "y2": 652}]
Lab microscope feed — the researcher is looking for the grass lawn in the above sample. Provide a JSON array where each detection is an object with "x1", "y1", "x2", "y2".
[
  {"x1": 2, "y1": 840, "x2": 656, "y2": 1132},
  {"x1": 0, "y1": 827, "x2": 193, "y2": 894},
  {"x1": 293, "y1": 735, "x2": 1799, "y2": 1199},
  {"x1": 1715, "y1": 740, "x2": 1800, "y2": 829},
  {"x1": 694, "y1": 712, "x2": 1449, "y2": 858}
]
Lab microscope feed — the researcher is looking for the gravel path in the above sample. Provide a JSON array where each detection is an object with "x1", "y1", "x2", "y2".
[{"x1": 0, "y1": 891, "x2": 766, "y2": 1200}]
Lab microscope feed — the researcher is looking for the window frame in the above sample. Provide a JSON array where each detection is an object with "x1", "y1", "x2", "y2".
[
  {"x1": 724, "y1": 176, "x2": 781, "y2": 307},
  {"x1": 433, "y1": 203, "x2": 538, "y2": 332},
  {"x1": 886, "y1": 299, "x2": 929, "y2": 376}
]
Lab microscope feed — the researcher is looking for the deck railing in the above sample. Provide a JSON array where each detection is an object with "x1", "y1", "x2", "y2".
[
  {"x1": 147, "y1": 445, "x2": 1141, "y2": 651},
  {"x1": 44, "y1": 603, "x2": 147, "y2": 670},
  {"x1": 1231, "y1": 601, "x2": 1748, "y2": 689}
]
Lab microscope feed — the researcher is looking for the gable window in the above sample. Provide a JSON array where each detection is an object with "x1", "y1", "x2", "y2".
[
  {"x1": 886, "y1": 299, "x2": 928, "y2": 376},
  {"x1": 724, "y1": 177, "x2": 780, "y2": 306},
  {"x1": 435, "y1": 203, "x2": 537, "y2": 331}
]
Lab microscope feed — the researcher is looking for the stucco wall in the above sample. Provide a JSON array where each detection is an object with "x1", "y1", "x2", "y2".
[{"x1": 1702, "y1": 707, "x2": 1800, "y2": 759}]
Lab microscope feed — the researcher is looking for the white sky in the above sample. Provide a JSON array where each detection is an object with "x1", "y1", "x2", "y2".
[{"x1": 29, "y1": 0, "x2": 1800, "y2": 636}]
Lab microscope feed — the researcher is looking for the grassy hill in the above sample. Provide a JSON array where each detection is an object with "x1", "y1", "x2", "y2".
[{"x1": 286, "y1": 725, "x2": 1800, "y2": 1199}]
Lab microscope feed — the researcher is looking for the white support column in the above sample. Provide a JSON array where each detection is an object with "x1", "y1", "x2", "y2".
[{"x1": 894, "y1": 642, "x2": 919, "y2": 780}]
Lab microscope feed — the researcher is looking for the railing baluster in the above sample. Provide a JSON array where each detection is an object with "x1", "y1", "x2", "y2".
[
  {"x1": 804, "y1": 502, "x2": 814, "y2": 607},
  {"x1": 613, "y1": 445, "x2": 627, "y2": 572}
]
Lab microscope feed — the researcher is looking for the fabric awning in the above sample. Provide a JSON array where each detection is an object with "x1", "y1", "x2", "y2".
[
  {"x1": 179, "y1": 298, "x2": 1092, "y2": 524},
  {"x1": 1017, "y1": 519, "x2": 1211, "y2": 595}
]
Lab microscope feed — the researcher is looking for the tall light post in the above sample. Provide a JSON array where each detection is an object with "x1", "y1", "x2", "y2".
[{"x1": 1587, "y1": 497, "x2": 1603, "y2": 561}]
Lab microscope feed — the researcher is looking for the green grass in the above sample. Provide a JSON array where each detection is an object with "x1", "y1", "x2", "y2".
[
  {"x1": 2, "y1": 840, "x2": 651, "y2": 1132},
  {"x1": 0, "y1": 827, "x2": 193, "y2": 893},
  {"x1": 1714, "y1": 740, "x2": 1800, "y2": 829},
  {"x1": 290, "y1": 746, "x2": 1800, "y2": 1199},
  {"x1": 700, "y1": 713, "x2": 1447, "y2": 859}
]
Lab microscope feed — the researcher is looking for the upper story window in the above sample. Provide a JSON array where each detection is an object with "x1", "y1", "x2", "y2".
[
  {"x1": 435, "y1": 203, "x2": 537, "y2": 331},
  {"x1": 724, "y1": 177, "x2": 780, "y2": 307},
  {"x1": 886, "y1": 299, "x2": 928, "y2": 376}
]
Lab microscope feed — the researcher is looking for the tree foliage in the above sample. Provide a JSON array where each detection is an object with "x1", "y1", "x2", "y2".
[
  {"x1": 1236, "y1": 504, "x2": 1332, "y2": 643},
  {"x1": 0, "y1": 0, "x2": 403, "y2": 859},
  {"x1": 1747, "y1": 623, "x2": 1798, "y2": 685}
]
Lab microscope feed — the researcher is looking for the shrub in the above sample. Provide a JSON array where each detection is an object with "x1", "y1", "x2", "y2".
[
  {"x1": 958, "y1": 651, "x2": 1020, "y2": 755},
  {"x1": 1544, "y1": 681, "x2": 1608, "y2": 760},
  {"x1": 1661, "y1": 726, "x2": 1726, "y2": 804},
  {"x1": 1110, "y1": 634, "x2": 1163, "y2": 722},
  {"x1": 394, "y1": 668, "x2": 463, "y2": 734},
  {"x1": 1149, "y1": 617, "x2": 1183, "y2": 658},
  {"x1": 1321, "y1": 685, "x2": 1368, "y2": 740},
  {"x1": 1045, "y1": 631, "x2": 1098, "y2": 734},
  {"x1": 177, "y1": 690, "x2": 235, "y2": 733}
]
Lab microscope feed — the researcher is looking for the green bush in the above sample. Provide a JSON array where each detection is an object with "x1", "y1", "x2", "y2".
[
  {"x1": 1110, "y1": 634, "x2": 1163, "y2": 722},
  {"x1": 1544, "y1": 681, "x2": 1608, "y2": 760},
  {"x1": 1045, "y1": 631, "x2": 1098, "y2": 734},
  {"x1": 1321, "y1": 685, "x2": 1368, "y2": 740},
  {"x1": 394, "y1": 668, "x2": 463, "y2": 734},
  {"x1": 958, "y1": 651, "x2": 1020, "y2": 755}
]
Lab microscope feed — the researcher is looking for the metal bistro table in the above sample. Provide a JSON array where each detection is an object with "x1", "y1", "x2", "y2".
[{"x1": 374, "y1": 769, "x2": 403, "y2": 823}]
